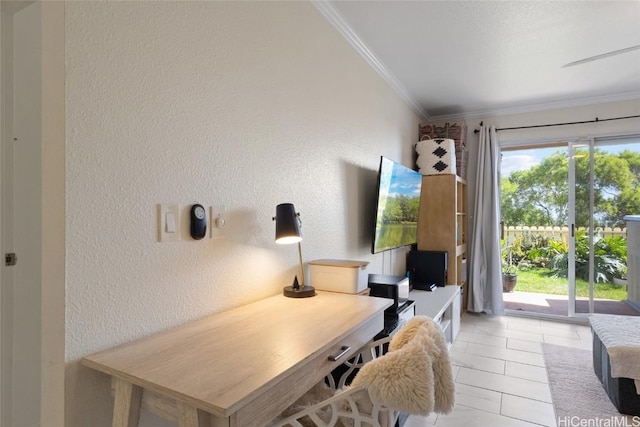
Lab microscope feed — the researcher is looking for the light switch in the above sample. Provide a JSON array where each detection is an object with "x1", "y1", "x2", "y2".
[
  {"x1": 158, "y1": 204, "x2": 180, "y2": 242},
  {"x1": 165, "y1": 212, "x2": 176, "y2": 233}
]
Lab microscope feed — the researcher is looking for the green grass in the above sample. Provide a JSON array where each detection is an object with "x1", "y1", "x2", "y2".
[{"x1": 514, "y1": 268, "x2": 628, "y2": 301}]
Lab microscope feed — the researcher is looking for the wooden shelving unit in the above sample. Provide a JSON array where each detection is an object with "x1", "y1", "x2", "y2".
[{"x1": 417, "y1": 174, "x2": 468, "y2": 310}]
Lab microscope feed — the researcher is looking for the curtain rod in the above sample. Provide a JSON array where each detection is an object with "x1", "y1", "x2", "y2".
[{"x1": 473, "y1": 114, "x2": 640, "y2": 134}]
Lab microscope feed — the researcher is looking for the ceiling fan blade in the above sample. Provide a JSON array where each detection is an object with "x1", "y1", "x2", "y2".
[{"x1": 563, "y1": 44, "x2": 640, "y2": 68}]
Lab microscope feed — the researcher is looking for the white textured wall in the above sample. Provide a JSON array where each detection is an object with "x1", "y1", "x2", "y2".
[{"x1": 64, "y1": 2, "x2": 419, "y2": 426}]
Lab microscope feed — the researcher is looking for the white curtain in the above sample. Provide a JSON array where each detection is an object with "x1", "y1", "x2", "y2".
[{"x1": 468, "y1": 125, "x2": 504, "y2": 315}]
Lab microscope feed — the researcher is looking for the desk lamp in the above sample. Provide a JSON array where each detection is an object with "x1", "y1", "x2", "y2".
[{"x1": 273, "y1": 203, "x2": 316, "y2": 298}]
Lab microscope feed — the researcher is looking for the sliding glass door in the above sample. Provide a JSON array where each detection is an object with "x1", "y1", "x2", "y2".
[
  {"x1": 501, "y1": 135, "x2": 640, "y2": 318},
  {"x1": 571, "y1": 136, "x2": 640, "y2": 316},
  {"x1": 500, "y1": 143, "x2": 572, "y2": 316}
]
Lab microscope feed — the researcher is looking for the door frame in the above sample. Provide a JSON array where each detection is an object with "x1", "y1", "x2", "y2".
[
  {"x1": 0, "y1": 4, "x2": 17, "y2": 423},
  {"x1": 0, "y1": 3, "x2": 66, "y2": 426},
  {"x1": 568, "y1": 141, "x2": 576, "y2": 317},
  {"x1": 567, "y1": 138, "x2": 596, "y2": 318}
]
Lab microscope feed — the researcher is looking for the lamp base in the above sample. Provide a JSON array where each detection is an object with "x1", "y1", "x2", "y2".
[{"x1": 283, "y1": 285, "x2": 316, "y2": 298}]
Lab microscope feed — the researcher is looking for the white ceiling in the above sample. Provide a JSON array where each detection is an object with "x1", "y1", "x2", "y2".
[{"x1": 320, "y1": 1, "x2": 640, "y2": 120}]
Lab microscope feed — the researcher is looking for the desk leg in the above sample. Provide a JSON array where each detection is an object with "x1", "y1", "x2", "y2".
[
  {"x1": 112, "y1": 378, "x2": 142, "y2": 427},
  {"x1": 177, "y1": 402, "x2": 212, "y2": 427}
]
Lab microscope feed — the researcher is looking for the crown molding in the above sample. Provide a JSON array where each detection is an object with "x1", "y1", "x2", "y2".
[
  {"x1": 431, "y1": 90, "x2": 640, "y2": 122},
  {"x1": 312, "y1": 0, "x2": 429, "y2": 122},
  {"x1": 312, "y1": 1, "x2": 640, "y2": 125}
]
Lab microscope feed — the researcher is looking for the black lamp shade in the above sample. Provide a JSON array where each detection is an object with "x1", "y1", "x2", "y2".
[{"x1": 275, "y1": 203, "x2": 302, "y2": 244}]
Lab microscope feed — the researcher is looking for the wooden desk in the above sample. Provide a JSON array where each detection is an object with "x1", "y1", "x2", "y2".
[{"x1": 82, "y1": 291, "x2": 391, "y2": 427}]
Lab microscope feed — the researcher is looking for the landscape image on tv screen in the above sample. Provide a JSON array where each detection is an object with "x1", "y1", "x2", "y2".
[{"x1": 372, "y1": 157, "x2": 422, "y2": 254}]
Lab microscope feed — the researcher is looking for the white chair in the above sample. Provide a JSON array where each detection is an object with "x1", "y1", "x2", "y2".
[
  {"x1": 270, "y1": 316, "x2": 455, "y2": 427},
  {"x1": 270, "y1": 336, "x2": 398, "y2": 427}
]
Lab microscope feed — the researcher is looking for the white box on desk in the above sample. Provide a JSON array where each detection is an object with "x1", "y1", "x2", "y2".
[{"x1": 308, "y1": 259, "x2": 369, "y2": 294}]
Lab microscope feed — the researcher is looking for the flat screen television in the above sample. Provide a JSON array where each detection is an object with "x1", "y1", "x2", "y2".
[{"x1": 371, "y1": 156, "x2": 422, "y2": 254}]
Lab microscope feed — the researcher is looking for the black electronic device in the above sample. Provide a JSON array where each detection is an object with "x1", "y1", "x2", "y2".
[
  {"x1": 190, "y1": 204, "x2": 207, "y2": 240},
  {"x1": 367, "y1": 274, "x2": 409, "y2": 312},
  {"x1": 407, "y1": 250, "x2": 447, "y2": 290}
]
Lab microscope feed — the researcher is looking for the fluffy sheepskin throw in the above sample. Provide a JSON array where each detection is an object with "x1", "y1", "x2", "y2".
[
  {"x1": 351, "y1": 315, "x2": 455, "y2": 415},
  {"x1": 389, "y1": 316, "x2": 455, "y2": 414}
]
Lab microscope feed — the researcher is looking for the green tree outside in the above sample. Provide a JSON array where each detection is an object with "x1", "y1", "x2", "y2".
[{"x1": 501, "y1": 148, "x2": 640, "y2": 228}]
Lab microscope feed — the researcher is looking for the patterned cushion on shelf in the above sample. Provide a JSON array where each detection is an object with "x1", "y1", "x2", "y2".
[{"x1": 415, "y1": 138, "x2": 456, "y2": 175}]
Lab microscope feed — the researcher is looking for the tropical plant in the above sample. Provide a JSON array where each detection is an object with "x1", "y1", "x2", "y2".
[
  {"x1": 501, "y1": 236, "x2": 525, "y2": 275},
  {"x1": 548, "y1": 231, "x2": 627, "y2": 282},
  {"x1": 525, "y1": 236, "x2": 566, "y2": 268},
  {"x1": 596, "y1": 235, "x2": 627, "y2": 279}
]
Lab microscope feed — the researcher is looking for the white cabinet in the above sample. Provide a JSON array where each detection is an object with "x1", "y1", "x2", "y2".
[{"x1": 409, "y1": 286, "x2": 461, "y2": 348}]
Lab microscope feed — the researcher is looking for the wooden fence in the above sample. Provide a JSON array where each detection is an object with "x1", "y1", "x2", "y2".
[{"x1": 504, "y1": 225, "x2": 626, "y2": 243}]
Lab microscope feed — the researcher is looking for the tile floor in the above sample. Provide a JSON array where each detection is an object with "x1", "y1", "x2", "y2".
[{"x1": 405, "y1": 313, "x2": 593, "y2": 427}]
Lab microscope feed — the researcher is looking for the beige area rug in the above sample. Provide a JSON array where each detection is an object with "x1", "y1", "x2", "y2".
[{"x1": 542, "y1": 343, "x2": 639, "y2": 425}]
